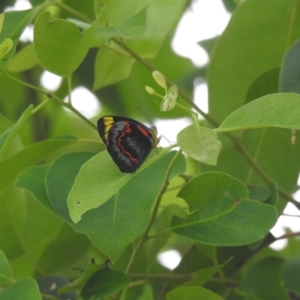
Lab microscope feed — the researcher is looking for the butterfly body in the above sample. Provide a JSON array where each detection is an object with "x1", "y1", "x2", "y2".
[{"x1": 97, "y1": 116, "x2": 159, "y2": 173}]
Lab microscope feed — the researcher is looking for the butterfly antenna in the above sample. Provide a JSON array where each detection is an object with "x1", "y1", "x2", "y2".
[{"x1": 136, "y1": 106, "x2": 156, "y2": 126}]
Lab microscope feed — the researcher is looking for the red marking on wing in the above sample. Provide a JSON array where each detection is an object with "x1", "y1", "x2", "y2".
[
  {"x1": 116, "y1": 122, "x2": 138, "y2": 163},
  {"x1": 137, "y1": 125, "x2": 150, "y2": 137}
]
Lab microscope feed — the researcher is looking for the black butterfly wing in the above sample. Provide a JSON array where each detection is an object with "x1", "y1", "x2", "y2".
[{"x1": 97, "y1": 116, "x2": 155, "y2": 173}]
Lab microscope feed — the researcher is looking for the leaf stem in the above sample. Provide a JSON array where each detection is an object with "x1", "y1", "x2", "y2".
[
  {"x1": 125, "y1": 150, "x2": 183, "y2": 275},
  {"x1": 1, "y1": 68, "x2": 51, "y2": 96},
  {"x1": 67, "y1": 76, "x2": 72, "y2": 104},
  {"x1": 129, "y1": 273, "x2": 238, "y2": 285},
  {"x1": 1, "y1": 68, "x2": 97, "y2": 130},
  {"x1": 47, "y1": 0, "x2": 92, "y2": 23},
  {"x1": 130, "y1": 273, "x2": 190, "y2": 281},
  {"x1": 31, "y1": 97, "x2": 52, "y2": 115},
  {"x1": 112, "y1": 38, "x2": 220, "y2": 127},
  {"x1": 147, "y1": 228, "x2": 170, "y2": 240},
  {"x1": 275, "y1": 230, "x2": 300, "y2": 240}
]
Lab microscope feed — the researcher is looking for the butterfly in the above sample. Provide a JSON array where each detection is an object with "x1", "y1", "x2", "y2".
[{"x1": 97, "y1": 116, "x2": 160, "y2": 173}]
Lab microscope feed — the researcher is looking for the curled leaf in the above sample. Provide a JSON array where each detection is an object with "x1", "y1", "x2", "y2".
[{"x1": 160, "y1": 85, "x2": 178, "y2": 111}]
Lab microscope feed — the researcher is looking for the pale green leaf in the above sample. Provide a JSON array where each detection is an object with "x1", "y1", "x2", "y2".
[
  {"x1": 7, "y1": 44, "x2": 38, "y2": 72},
  {"x1": 93, "y1": 47, "x2": 135, "y2": 90},
  {"x1": 177, "y1": 123, "x2": 221, "y2": 165},
  {"x1": 160, "y1": 85, "x2": 178, "y2": 111},
  {"x1": 116, "y1": 8, "x2": 147, "y2": 38},
  {"x1": 34, "y1": 11, "x2": 97, "y2": 77},
  {"x1": 216, "y1": 93, "x2": 300, "y2": 133},
  {"x1": 67, "y1": 151, "x2": 133, "y2": 223}
]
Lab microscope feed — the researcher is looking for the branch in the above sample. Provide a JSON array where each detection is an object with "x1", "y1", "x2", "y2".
[
  {"x1": 1, "y1": 69, "x2": 97, "y2": 130},
  {"x1": 275, "y1": 231, "x2": 300, "y2": 240}
]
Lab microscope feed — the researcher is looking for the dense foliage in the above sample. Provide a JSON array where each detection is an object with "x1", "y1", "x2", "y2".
[{"x1": 1, "y1": 0, "x2": 300, "y2": 299}]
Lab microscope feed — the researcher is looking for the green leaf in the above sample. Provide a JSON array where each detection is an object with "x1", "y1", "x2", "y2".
[
  {"x1": 249, "y1": 186, "x2": 270, "y2": 202},
  {"x1": 46, "y1": 152, "x2": 95, "y2": 220},
  {"x1": 0, "y1": 186, "x2": 63, "y2": 278},
  {"x1": 207, "y1": 0, "x2": 300, "y2": 122},
  {"x1": 204, "y1": 0, "x2": 300, "y2": 204},
  {"x1": 282, "y1": 255, "x2": 300, "y2": 294},
  {"x1": 116, "y1": 8, "x2": 147, "y2": 38},
  {"x1": 128, "y1": 0, "x2": 186, "y2": 58},
  {"x1": 217, "y1": 93, "x2": 300, "y2": 133},
  {"x1": 67, "y1": 147, "x2": 173, "y2": 223},
  {"x1": 198, "y1": 37, "x2": 218, "y2": 56},
  {"x1": 181, "y1": 260, "x2": 230, "y2": 288},
  {"x1": 0, "y1": 105, "x2": 33, "y2": 161},
  {"x1": 177, "y1": 124, "x2": 222, "y2": 165},
  {"x1": 67, "y1": 151, "x2": 133, "y2": 223},
  {"x1": 0, "y1": 138, "x2": 76, "y2": 192},
  {"x1": 245, "y1": 68, "x2": 280, "y2": 103},
  {"x1": 34, "y1": 11, "x2": 97, "y2": 77},
  {"x1": 0, "y1": 8, "x2": 39, "y2": 69},
  {"x1": 137, "y1": 284, "x2": 154, "y2": 300},
  {"x1": 92, "y1": 7, "x2": 147, "y2": 43},
  {"x1": 0, "y1": 128, "x2": 12, "y2": 151},
  {"x1": 61, "y1": 264, "x2": 130, "y2": 299},
  {"x1": 93, "y1": 47, "x2": 135, "y2": 90},
  {"x1": 280, "y1": 40, "x2": 300, "y2": 93},
  {"x1": 60, "y1": 264, "x2": 103, "y2": 294},
  {"x1": 36, "y1": 223, "x2": 91, "y2": 275},
  {"x1": 0, "y1": 250, "x2": 14, "y2": 286},
  {"x1": 0, "y1": 38, "x2": 13, "y2": 60},
  {"x1": 80, "y1": 268, "x2": 131, "y2": 299},
  {"x1": 171, "y1": 172, "x2": 278, "y2": 246},
  {"x1": 96, "y1": 0, "x2": 186, "y2": 58},
  {"x1": 47, "y1": 151, "x2": 185, "y2": 262},
  {"x1": 0, "y1": 112, "x2": 12, "y2": 135},
  {"x1": 0, "y1": 277, "x2": 41, "y2": 300},
  {"x1": 16, "y1": 165, "x2": 54, "y2": 211},
  {"x1": 166, "y1": 286, "x2": 224, "y2": 300},
  {"x1": 7, "y1": 44, "x2": 38, "y2": 72},
  {"x1": 93, "y1": 8, "x2": 147, "y2": 42},
  {"x1": 239, "y1": 257, "x2": 289, "y2": 300}
]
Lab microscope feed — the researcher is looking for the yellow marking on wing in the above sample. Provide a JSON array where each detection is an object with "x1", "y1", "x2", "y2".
[{"x1": 103, "y1": 117, "x2": 115, "y2": 142}]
